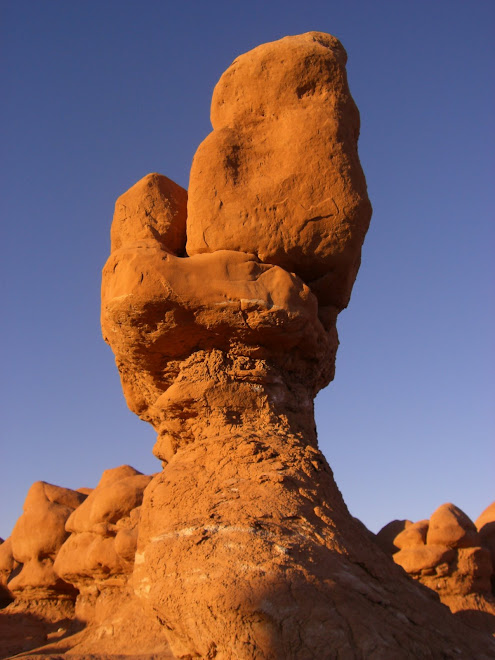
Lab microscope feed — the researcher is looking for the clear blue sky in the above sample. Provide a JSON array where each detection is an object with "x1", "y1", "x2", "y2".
[{"x1": 1, "y1": 1, "x2": 494, "y2": 538}]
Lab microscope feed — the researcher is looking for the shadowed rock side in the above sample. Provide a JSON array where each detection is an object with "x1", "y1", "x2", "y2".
[
  {"x1": 99, "y1": 31, "x2": 494, "y2": 659},
  {"x1": 377, "y1": 502, "x2": 495, "y2": 636},
  {"x1": 477, "y1": 502, "x2": 495, "y2": 591}
]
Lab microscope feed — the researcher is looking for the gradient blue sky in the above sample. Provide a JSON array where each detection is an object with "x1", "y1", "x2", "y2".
[{"x1": 2, "y1": 1, "x2": 494, "y2": 538}]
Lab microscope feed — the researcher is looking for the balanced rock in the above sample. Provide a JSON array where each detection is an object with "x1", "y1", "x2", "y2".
[
  {"x1": 8, "y1": 481, "x2": 86, "y2": 601},
  {"x1": 3, "y1": 31, "x2": 493, "y2": 660},
  {"x1": 102, "y1": 247, "x2": 334, "y2": 459},
  {"x1": 186, "y1": 31, "x2": 372, "y2": 311}
]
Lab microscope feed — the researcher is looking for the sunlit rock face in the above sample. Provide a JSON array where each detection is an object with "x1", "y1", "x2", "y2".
[
  {"x1": 54, "y1": 465, "x2": 152, "y2": 622},
  {"x1": 101, "y1": 32, "x2": 494, "y2": 660},
  {"x1": 9, "y1": 482, "x2": 86, "y2": 603},
  {"x1": 186, "y1": 31, "x2": 372, "y2": 312}
]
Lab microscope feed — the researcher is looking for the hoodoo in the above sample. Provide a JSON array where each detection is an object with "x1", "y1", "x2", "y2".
[
  {"x1": 1, "y1": 32, "x2": 493, "y2": 660},
  {"x1": 99, "y1": 32, "x2": 493, "y2": 658}
]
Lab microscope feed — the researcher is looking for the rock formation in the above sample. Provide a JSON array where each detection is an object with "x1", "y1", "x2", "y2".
[
  {"x1": 54, "y1": 465, "x2": 152, "y2": 622},
  {"x1": 0, "y1": 538, "x2": 16, "y2": 608},
  {"x1": 1, "y1": 30, "x2": 494, "y2": 659},
  {"x1": 378, "y1": 503, "x2": 495, "y2": 635},
  {"x1": 477, "y1": 502, "x2": 495, "y2": 592},
  {"x1": 101, "y1": 31, "x2": 494, "y2": 658},
  {"x1": 186, "y1": 32, "x2": 371, "y2": 311},
  {"x1": 0, "y1": 468, "x2": 174, "y2": 659},
  {"x1": 9, "y1": 482, "x2": 86, "y2": 606},
  {"x1": 0, "y1": 483, "x2": 87, "y2": 657}
]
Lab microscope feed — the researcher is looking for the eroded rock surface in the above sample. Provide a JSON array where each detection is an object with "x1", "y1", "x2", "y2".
[
  {"x1": 0, "y1": 468, "x2": 173, "y2": 659},
  {"x1": 111, "y1": 172, "x2": 187, "y2": 255}
]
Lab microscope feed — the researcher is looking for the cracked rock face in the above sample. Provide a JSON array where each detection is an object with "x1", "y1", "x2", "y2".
[{"x1": 101, "y1": 32, "x2": 495, "y2": 659}]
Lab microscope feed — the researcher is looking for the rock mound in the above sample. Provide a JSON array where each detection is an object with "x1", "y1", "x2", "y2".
[
  {"x1": 54, "y1": 465, "x2": 152, "y2": 622},
  {"x1": 477, "y1": 502, "x2": 495, "y2": 589},
  {"x1": 0, "y1": 467, "x2": 173, "y2": 658},
  {"x1": 9, "y1": 482, "x2": 87, "y2": 602},
  {"x1": 378, "y1": 503, "x2": 495, "y2": 636}
]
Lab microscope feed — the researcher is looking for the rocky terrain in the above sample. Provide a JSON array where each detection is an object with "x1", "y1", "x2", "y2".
[
  {"x1": 1, "y1": 31, "x2": 493, "y2": 659},
  {"x1": 376, "y1": 502, "x2": 495, "y2": 636}
]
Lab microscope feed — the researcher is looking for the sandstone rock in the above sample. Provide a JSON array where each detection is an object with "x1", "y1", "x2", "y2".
[
  {"x1": 419, "y1": 546, "x2": 493, "y2": 599},
  {"x1": 444, "y1": 593, "x2": 495, "y2": 637},
  {"x1": 97, "y1": 33, "x2": 494, "y2": 658},
  {"x1": 394, "y1": 519, "x2": 429, "y2": 549},
  {"x1": 0, "y1": 538, "x2": 15, "y2": 608},
  {"x1": 111, "y1": 172, "x2": 187, "y2": 255},
  {"x1": 477, "y1": 502, "x2": 495, "y2": 532},
  {"x1": 5, "y1": 31, "x2": 493, "y2": 660},
  {"x1": 65, "y1": 466, "x2": 151, "y2": 532},
  {"x1": 383, "y1": 504, "x2": 495, "y2": 637},
  {"x1": 102, "y1": 246, "x2": 334, "y2": 458},
  {"x1": 186, "y1": 31, "x2": 372, "y2": 310},
  {"x1": 427, "y1": 503, "x2": 481, "y2": 549},
  {"x1": 476, "y1": 502, "x2": 495, "y2": 582},
  {"x1": 375, "y1": 519, "x2": 411, "y2": 554},
  {"x1": 0, "y1": 537, "x2": 17, "y2": 587},
  {"x1": 54, "y1": 465, "x2": 152, "y2": 622},
  {"x1": 135, "y1": 429, "x2": 495, "y2": 658},
  {"x1": 455, "y1": 546, "x2": 493, "y2": 592},
  {"x1": 394, "y1": 544, "x2": 456, "y2": 574},
  {"x1": 77, "y1": 487, "x2": 93, "y2": 495},
  {"x1": 8, "y1": 482, "x2": 86, "y2": 600}
]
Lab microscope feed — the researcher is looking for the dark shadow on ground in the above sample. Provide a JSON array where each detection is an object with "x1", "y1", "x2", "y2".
[{"x1": 0, "y1": 610, "x2": 83, "y2": 659}]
